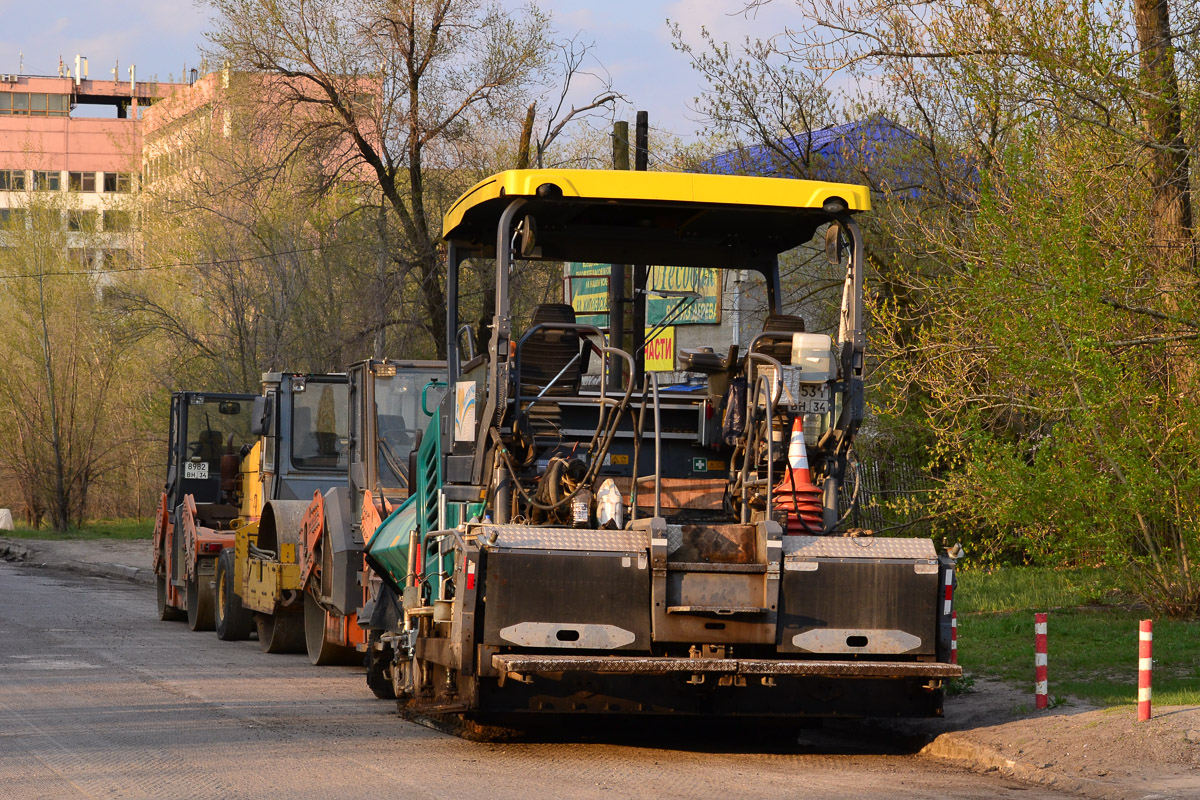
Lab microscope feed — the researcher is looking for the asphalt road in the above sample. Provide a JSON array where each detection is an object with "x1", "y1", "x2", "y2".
[{"x1": 0, "y1": 562, "x2": 1079, "y2": 800}]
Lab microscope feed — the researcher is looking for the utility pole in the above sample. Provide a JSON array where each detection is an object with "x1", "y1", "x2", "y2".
[
  {"x1": 607, "y1": 122, "x2": 629, "y2": 392},
  {"x1": 631, "y1": 111, "x2": 649, "y2": 389}
]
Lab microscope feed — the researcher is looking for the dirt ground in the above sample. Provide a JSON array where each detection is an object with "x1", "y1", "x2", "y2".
[{"x1": 892, "y1": 678, "x2": 1200, "y2": 799}]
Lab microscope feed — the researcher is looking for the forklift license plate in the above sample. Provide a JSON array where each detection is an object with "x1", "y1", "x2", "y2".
[{"x1": 184, "y1": 461, "x2": 209, "y2": 480}]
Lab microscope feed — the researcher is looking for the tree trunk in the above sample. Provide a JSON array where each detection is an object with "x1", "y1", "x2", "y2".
[
  {"x1": 36, "y1": 273, "x2": 70, "y2": 532},
  {"x1": 1133, "y1": 0, "x2": 1193, "y2": 269},
  {"x1": 374, "y1": 200, "x2": 389, "y2": 360}
]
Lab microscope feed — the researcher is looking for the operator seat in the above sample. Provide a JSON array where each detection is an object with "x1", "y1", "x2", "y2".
[
  {"x1": 753, "y1": 312, "x2": 806, "y2": 364},
  {"x1": 195, "y1": 429, "x2": 225, "y2": 463},
  {"x1": 520, "y1": 303, "x2": 586, "y2": 395}
]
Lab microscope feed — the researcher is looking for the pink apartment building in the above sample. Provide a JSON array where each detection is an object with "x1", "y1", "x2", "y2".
[{"x1": 0, "y1": 67, "x2": 186, "y2": 267}]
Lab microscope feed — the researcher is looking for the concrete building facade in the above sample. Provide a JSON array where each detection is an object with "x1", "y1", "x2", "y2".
[{"x1": 0, "y1": 68, "x2": 186, "y2": 268}]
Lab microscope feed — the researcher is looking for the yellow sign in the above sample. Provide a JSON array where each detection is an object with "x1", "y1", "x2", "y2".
[{"x1": 644, "y1": 326, "x2": 676, "y2": 372}]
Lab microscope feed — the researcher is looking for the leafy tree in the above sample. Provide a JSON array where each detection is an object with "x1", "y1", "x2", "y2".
[
  {"x1": 0, "y1": 191, "x2": 152, "y2": 530},
  {"x1": 202, "y1": 0, "x2": 614, "y2": 358},
  {"x1": 677, "y1": 0, "x2": 1200, "y2": 614}
]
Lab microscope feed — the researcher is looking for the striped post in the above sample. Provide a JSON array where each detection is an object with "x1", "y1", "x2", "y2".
[
  {"x1": 943, "y1": 568, "x2": 954, "y2": 617},
  {"x1": 1138, "y1": 619, "x2": 1153, "y2": 721},
  {"x1": 950, "y1": 611, "x2": 958, "y2": 664},
  {"x1": 1034, "y1": 612, "x2": 1048, "y2": 710}
]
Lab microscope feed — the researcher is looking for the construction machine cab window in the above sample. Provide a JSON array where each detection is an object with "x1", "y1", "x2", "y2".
[
  {"x1": 181, "y1": 396, "x2": 255, "y2": 502},
  {"x1": 373, "y1": 371, "x2": 445, "y2": 490},
  {"x1": 290, "y1": 380, "x2": 349, "y2": 470}
]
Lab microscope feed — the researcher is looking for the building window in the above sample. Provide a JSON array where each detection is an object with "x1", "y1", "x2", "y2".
[
  {"x1": 32, "y1": 208, "x2": 62, "y2": 230},
  {"x1": 102, "y1": 249, "x2": 131, "y2": 270},
  {"x1": 0, "y1": 92, "x2": 70, "y2": 117},
  {"x1": 32, "y1": 171, "x2": 61, "y2": 191},
  {"x1": 0, "y1": 208, "x2": 22, "y2": 229},
  {"x1": 103, "y1": 172, "x2": 132, "y2": 193},
  {"x1": 0, "y1": 169, "x2": 26, "y2": 191},
  {"x1": 68, "y1": 248, "x2": 93, "y2": 268},
  {"x1": 67, "y1": 209, "x2": 97, "y2": 232},
  {"x1": 103, "y1": 210, "x2": 132, "y2": 232},
  {"x1": 68, "y1": 171, "x2": 97, "y2": 192}
]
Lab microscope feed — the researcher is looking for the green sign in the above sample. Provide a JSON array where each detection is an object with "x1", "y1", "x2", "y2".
[
  {"x1": 566, "y1": 263, "x2": 722, "y2": 327},
  {"x1": 566, "y1": 262, "x2": 610, "y2": 327},
  {"x1": 647, "y1": 266, "x2": 721, "y2": 326}
]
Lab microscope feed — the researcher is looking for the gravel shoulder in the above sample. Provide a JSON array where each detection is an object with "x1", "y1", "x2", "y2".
[{"x1": 4, "y1": 534, "x2": 1198, "y2": 799}]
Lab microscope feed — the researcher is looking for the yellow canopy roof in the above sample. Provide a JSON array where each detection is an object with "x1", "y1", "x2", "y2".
[
  {"x1": 441, "y1": 169, "x2": 868, "y2": 270},
  {"x1": 443, "y1": 169, "x2": 869, "y2": 240}
]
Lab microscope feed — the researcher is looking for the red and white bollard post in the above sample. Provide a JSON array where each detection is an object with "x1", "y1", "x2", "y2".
[
  {"x1": 1138, "y1": 619, "x2": 1153, "y2": 722},
  {"x1": 943, "y1": 568, "x2": 954, "y2": 617},
  {"x1": 1034, "y1": 612, "x2": 1048, "y2": 710},
  {"x1": 950, "y1": 611, "x2": 958, "y2": 665}
]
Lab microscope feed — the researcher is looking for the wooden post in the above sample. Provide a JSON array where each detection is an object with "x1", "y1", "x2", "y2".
[
  {"x1": 631, "y1": 111, "x2": 649, "y2": 388},
  {"x1": 612, "y1": 121, "x2": 629, "y2": 170},
  {"x1": 608, "y1": 122, "x2": 630, "y2": 391}
]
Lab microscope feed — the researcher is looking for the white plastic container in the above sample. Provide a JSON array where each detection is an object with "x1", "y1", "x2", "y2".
[{"x1": 790, "y1": 333, "x2": 836, "y2": 382}]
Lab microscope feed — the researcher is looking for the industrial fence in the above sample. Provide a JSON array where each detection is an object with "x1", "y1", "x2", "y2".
[{"x1": 842, "y1": 450, "x2": 937, "y2": 538}]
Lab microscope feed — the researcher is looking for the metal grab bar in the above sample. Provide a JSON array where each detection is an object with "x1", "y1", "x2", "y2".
[
  {"x1": 737, "y1": 354, "x2": 782, "y2": 524},
  {"x1": 512, "y1": 320, "x2": 608, "y2": 409},
  {"x1": 629, "y1": 373, "x2": 663, "y2": 522}
]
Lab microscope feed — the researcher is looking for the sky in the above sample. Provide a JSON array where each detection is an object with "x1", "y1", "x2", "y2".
[{"x1": 0, "y1": 0, "x2": 800, "y2": 138}]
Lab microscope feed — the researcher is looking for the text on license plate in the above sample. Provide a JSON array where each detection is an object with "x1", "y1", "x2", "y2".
[
  {"x1": 794, "y1": 382, "x2": 830, "y2": 414},
  {"x1": 184, "y1": 461, "x2": 209, "y2": 480}
]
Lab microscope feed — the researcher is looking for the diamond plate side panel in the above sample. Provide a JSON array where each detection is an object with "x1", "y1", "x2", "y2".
[
  {"x1": 782, "y1": 536, "x2": 936, "y2": 561},
  {"x1": 472, "y1": 524, "x2": 650, "y2": 553}
]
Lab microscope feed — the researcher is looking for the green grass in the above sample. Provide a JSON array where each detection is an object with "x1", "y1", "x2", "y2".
[
  {"x1": 955, "y1": 566, "x2": 1122, "y2": 614},
  {"x1": 957, "y1": 567, "x2": 1200, "y2": 706},
  {"x1": 3, "y1": 518, "x2": 153, "y2": 540}
]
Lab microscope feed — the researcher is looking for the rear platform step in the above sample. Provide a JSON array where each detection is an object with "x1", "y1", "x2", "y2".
[{"x1": 492, "y1": 653, "x2": 962, "y2": 679}]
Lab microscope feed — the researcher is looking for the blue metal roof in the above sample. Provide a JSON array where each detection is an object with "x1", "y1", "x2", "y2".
[{"x1": 701, "y1": 116, "x2": 924, "y2": 190}]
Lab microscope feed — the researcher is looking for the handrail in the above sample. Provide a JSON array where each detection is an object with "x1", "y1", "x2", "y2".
[
  {"x1": 629, "y1": 373, "x2": 663, "y2": 522},
  {"x1": 744, "y1": 350, "x2": 782, "y2": 410},
  {"x1": 649, "y1": 373, "x2": 662, "y2": 519},
  {"x1": 738, "y1": 353, "x2": 782, "y2": 524},
  {"x1": 422, "y1": 380, "x2": 447, "y2": 417}
]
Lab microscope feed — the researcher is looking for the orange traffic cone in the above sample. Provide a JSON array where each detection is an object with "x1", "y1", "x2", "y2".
[{"x1": 773, "y1": 417, "x2": 824, "y2": 535}]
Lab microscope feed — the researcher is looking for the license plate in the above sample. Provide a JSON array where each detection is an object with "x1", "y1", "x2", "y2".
[
  {"x1": 793, "y1": 382, "x2": 830, "y2": 414},
  {"x1": 184, "y1": 461, "x2": 209, "y2": 480},
  {"x1": 760, "y1": 365, "x2": 830, "y2": 413}
]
